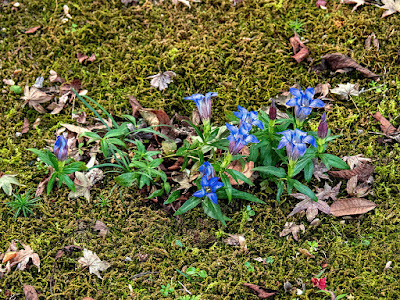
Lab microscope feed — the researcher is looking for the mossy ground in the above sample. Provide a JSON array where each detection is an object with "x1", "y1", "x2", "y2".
[{"x1": 0, "y1": 0, "x2": 400, "y2": 299}]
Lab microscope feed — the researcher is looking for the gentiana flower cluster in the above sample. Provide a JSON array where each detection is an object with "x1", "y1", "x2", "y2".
[{"x1": 226, "y1": 106, "x2": 262, "y2": 155}]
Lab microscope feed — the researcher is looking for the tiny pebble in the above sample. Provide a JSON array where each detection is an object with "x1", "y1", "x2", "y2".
[
  {"x1": 124, "y1": 257, "x2": 132, "y2": 262},
  {"x1": 339, "y1": 220, "x2": 346, "y2": 224},
  {"x1": 357, "y1": 129, "x2": 364, "y2": 135},
  {"x1": 13, "y1": 2, "x2": 20, "y2": 7},
  {"x1": 15, "y1": 132, "x2": 22, "y2": 137}
]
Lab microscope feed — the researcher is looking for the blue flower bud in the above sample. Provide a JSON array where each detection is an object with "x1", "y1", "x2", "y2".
[{"x1": 54, "y1": 135, "x2": 68, "y2": 161}]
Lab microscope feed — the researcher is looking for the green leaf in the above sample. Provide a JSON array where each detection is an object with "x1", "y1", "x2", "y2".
[
  {"x1": 304, "y1": 160, "x2": 313, "y2": 182},
  {"x1": 58, "y1": 173, "x2": 75, "y2": 192},
  {"x1": 182, "y1": 119, "x2": 204, "y2": 142},
  {"x1": 148, "y1": 188, "x2": 164, "y2": 199},
  {"x1": 115, "y1": 172, "x2": 136, "y2": 187},
  {"x1": 174, "y1": 197, "x2": 202, "y2": 216},
  {"x1": 107, "y1": 138, "x2": 126, "y2": 148},
  {"x1": 292, "y1": 156, "x2": 313, "y2": 177},
  {"x1": 202, "y1": 198, "x2": 226, "y2": 225},
  {"x1": 293, "y1": 180, "x2": 317, "y2": 201},
  {"x1": 220, "y1": 173, "x2": 232, "y2": 203},
  {"x1": 276, "y1": 180, "x2": 284, "y2": 202},
  {"x1": 104, "y1": 129, "x2": 126, "y2": 139},
  {"x1": 253, "y1": 166, "x2": 286, "y2": 178},
  {"x1": 225, "y1": 169, "x2": 254, "y2": 186},
  {"x1": 217, "y1": 188, "x2": 265, "y2": 204},
  {"x1": 320, "y1": 154, "x2": 350, "y2": 170},
  {"x1": 63, "y1": 162, "x2": 85, "y2": 174},
  {"x1": 10, "y1": 85, "x2": 22, "y2": 94},
  {"x1": 80, "y1": 131, "x2": 101, "y2": 143},
  {"x1": 287, "y1": 178, "x2": 294, "y2": 195},
  {"x1": 28, "y1": 149, "x2": 58, "y2": 169},
  {"x1": 164, "y1": 190, "x2": 181, "y2": 204},
  {"x1": 47, "y1": 172, "x2": 57, "y2": 195}
]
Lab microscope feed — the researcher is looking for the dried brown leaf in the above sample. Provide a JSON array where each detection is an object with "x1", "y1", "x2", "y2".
[
  {"x1": 94, "y1": 220, "x2": 109, "y2": 238},
  {"x1": 60, "y1": 79, "x2": 82, "y2": 97},
  {"x1": 342, "y1": 154, "x2": 372, "y2": 169},
  {"x1": 23, "y1": 285, "x2": 38, "y2": 300},
  {"x1": 147, "y1": 71, "x2": 176, "y2": 91},
  {"x1": 298, "y1": 248, "x2": 315, "y2": 258},
  {"x1": 328, "y1": 163, "x2": 375, "y2": 182},
  {"x1": 78, "y1": 249, "x2": 110, "y2": 279},
  {"x1": 61, "y1": 123, "x2": 91, "y2": 136},
  {"x1": 223, "y1": 234, "x2": 247, "y2": 251},
  {"x1": 128, "y1": 96, "x2": 142, "y2": 117},
  {"x1": 72, "y1": 111, "x2": 87, "y2": 124},
  {"x1": 7, "y1": 241, "x2": 40, "y2": 272},
  {"x1": 312, "y1": 53, "x2": 379, "y2": 79},
  {"x1": 330, "y1": 198, "x2": 376, "y2": 217},
  {"x1": 372, "y1": 112, "x2": 397, "y2": 135},
  {"x1": 288, "y1": 193, "x2": 331, "y2": 222},
  {"x1": 340, "y1": 0, "x2": 367, "y2": 11},
  {"x1": 346, "y1": 176, "x2": 372, "y2": 197},
  {"x1": 25, "y1": 26, "x2": 41, "y2": 34},
  {"x1": 315, "y1": 182, "x2": 342, "y2": 201},
  {"x1": 379, "y1": 0, "x2": 400, "y2": 18},
  {"x1": 87, "y1": 53, "x2": 96, "y2": 62},
  {"x1": 21, "y1": 118, "x2": 30, "y2": 134},
  {"x1": 243, "y1": 283, "x2": 278, "y2": 298},
  {"x1": 68, "y1": 169, "x2": 104, "y2": 202},
  {"x1": 21, "y1": 85, "x2": 53, "y2": 114},
  {"x1": 3, "y1": 79, "x2": 15, "y2": 86},
  {"x1": 312, "y1": 158, "x2": 330, "y2": 182},
  {"x1": 330, "y1": 83, "x2": 360, "y2": 100},
  {"x1": 77, "y1": 53, "x2": 89, "y2": 63},
  {"x1": 47, "y1": 94, "x2": 68, "y2": 115},
  {"x1": 279, "y1": 222, "x2": 305, "y2": 241},
  {"x1": 290, "y1": 33, "x2": 309, "y2": 63}
]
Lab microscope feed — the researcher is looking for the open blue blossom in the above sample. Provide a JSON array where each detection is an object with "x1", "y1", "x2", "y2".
[
  {"x1": 199, "y1": 161, "x2": 216, "y2": 180},
  {"x1": 184, "y1": 92, "x2": 218, "y2": 122},
  {"x1": 54, "y1": 135, "x2": 68, "y2": 161},
  {"x1": 286, "y1": 87, "x2": 325, "y2": 122},
  {"x1": 277, "y1": 129, "x2": 317, "y2": 161},
  {"x1": 193, "y1": 175, "x2": 224, "y2": 204},
  {"x1": 233, "y1": 105, "x2": 264, "y2": 130},
  {"x1": 226, "y1": 123, "x2": 259, "y2": 155}
]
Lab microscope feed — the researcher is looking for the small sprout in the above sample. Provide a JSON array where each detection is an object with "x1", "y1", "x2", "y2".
[
  {"x1": 160, "y1": 283, "x2": 174, "y2": 297},
  {"x1": 7, "y1": 190, "x2": 40, "y2": 219},
  {"x1": 288, "y1": 19, "x2": 306, "y2": 35},
  {"x1": 244, "y1": 261, "x2": 255, "y2": 272}
]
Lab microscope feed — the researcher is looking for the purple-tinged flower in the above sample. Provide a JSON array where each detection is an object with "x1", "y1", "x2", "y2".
[
  {"x1": 233, "y1": 106, "x2": 264, "y2": 130},
  {"x1": 269, "y1": 100, "x2": 277, "y2": 121},
  {"x1": 193, "y1": 175, "x2": 224, "y2": 204},
  {"x1": 54, "y1": 135, "x2": 68, "y2": 161},
  {"x1": 277, "y1": 129, "x2": 317, "y2": 161},
  {"x1": 199, "y1": 161, "x2": 216, "y2": 180},
  {"x1": 226, "y1": 123, "x2": 259, "y2": 155},
  {"x1": 317, "y1": 112, "x2": 328, "y2": 139},
  {"x1": 286, "y1": 87, "x2": 325, "y2": 122},
  {"x1": 184, "y1": 92, "x2": 218, "y2": 122}
]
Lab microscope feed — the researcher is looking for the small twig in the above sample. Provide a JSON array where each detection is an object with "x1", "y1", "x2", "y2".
[
  {"x1": 130, "y1": 271, "x2": 159, "y2": 280},
  {"x1": 349, "y1": 96, "x2": 360, "y2": 114},
  {"x1": 178, "y1": 281, "x2": 192, "y2": 295}
]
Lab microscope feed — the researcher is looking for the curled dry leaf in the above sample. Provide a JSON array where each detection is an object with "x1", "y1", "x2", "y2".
[
  {"x1": 77, "y1": 53, "x2": 89, "y2": 64},
  {"x1": 49, "y1": 70, "x2": 64, "y2": 83},
  {"x1": 60, "y1": 79, "x2": 82, "y2": 97},
  {"x1": 25, "y1": 26, "x2": 41, "y2": 34},
  {"x1": 290, "y1": 33, "x2": 309, "y2": 63},
  {"x1": 0, "y1": 174, "x2": 22, "y2": 196},
  {"x1": 21, "y1": 118, "x2": 30, "y2": 134},
  {"x1": 279, "y1": 222, "x2": 305, "y2": 241},
  {"x1": 72, "y1": 111, "x2": 87, "y2": 124},
  {"x1": 330, "y1": 83, "x2": 360, "y2": 100},
  {"x1": 147, "y1": 71, "x2": 176, "y2": 91},
  {"x1": 243, "y1": 283, "x2": 278, "y2": 299},
  {"x1": 172, "y1": 0, "x2": 191, "y2": 8},
  {"x1": 365, "y1": 33, "x2": 379, "y2": 51},
  {"x1": 21, "y1": 85, "x2": 53, "y2": 114},
  {"x1": 314, "y1": 83, "x2": 331, "y2": 100},
  {"x1": 298, "y1": 248, "x2": 315, "y2": 258},
  {"x1": 47, "y1": 94, "x2": 69, "y2": 115},
  {"x1": 3, "y1": 79, "x2": 15, "y2": 86},
  {"x1": 312, "y1": 53, "x2": 380, "y2": 79},
  {"x1": 223, "y1": 234, "x2": 247, "y2": 251},
  {"x1": 78, "y1": 249, "x2": 110, "y2": 279},
  {"x1": 68, "y1": 169, "x2": 104, "y2": 202},
  {"x1": 372, "y1": 112, "x2": 397, "y2": 135},
  {"x1": 23, "y1": 285, "x2": 38, "y2": 300},
  {"x1": 94, "y1": 220, "x2": 109, "y2": 238},
  {"x1": 312, "y1": 158, "x2": 330, "y2": 182},
  {"x1": 2, "y1": 241, "x2": 41, "y2": 273},
  {"x1": 384, "y1": 261, "x2": 393, "y2": 272},
  {"x1": 128, "y1": 96, "x2": 142, "y2": 117},
  {"x1": 314, "y1": 182, "x2": 342, "y2": 201},
  {"x1": 63, "y1": 4, "x2": 72, "y2": 19},
  {"x1": 328, "y1": 163, "x2": 375, "y2": 182},
  {"x1": 342, "y1": 154, "x2": 372, "y2": 169},
  {"x1": 330, "y1": 198, "x2": 376, "y2": 217},
  {"x1": 346, "y1": 175, "x2": 372, "y2": 197},
  {"x1": 226, "y1": 146, "x2": 253, "y2": 185}
]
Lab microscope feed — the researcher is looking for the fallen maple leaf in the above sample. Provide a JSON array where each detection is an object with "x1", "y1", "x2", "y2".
[
  {"x1": 78, "y1": 248, "x2": 110, "y2": 279},
  {"x1": 330, "y1": 83, "x2": 360, "y2": 100},
  {"x1": 288, "y1": 193, "x2": 331, "y2": 222},
  {"x1": 365, "y1": 32, "x2": 379, "y2": 51},
  {"x1": 77, "y1": 53, "x2": 89, "y2": 63},
  {"x1": 172, "y1": 0, "x2": 191, "y2": 8},
  {"x1": 314, "y1": 182, "x2": 342, "y2": 201},
  {"x1": 243, "y1": 283, "x2": 278, "y2": 299},
  {"x1": 21, "y1": 84, "x2": 53, "y2": 114},
  {"x1": 94, "y1": 220, "x2": 109, "y2": 238},
  {"x1": 330, "y1": 198, "x2": 376, "y2": 217},
  {"x1": 147, "y1": 71, "x2": 176, "y2": 91},
  {"x1": 341, "y1": 0, "x2": 367, "y2": 11},
  {"x1": 372, "y1": 112, "x2": 397, "y2": 135},
  {"x1": 279, "y1": 222, "x2": 305, "y2": 241},
  {"x1": 6, "y1": 241, "x2": 41, "y2": 272},
  {"x1": 23, "y1": 285, "x2": 39, "y2": 300},
  {"x1": 68, "y1": 169, "x2": 104, "y2": 202},
  {"x1": 312, "y1": 158, "x2": 330, "y2": 182},
  {"x1": 379, "y1": 0, "x2": 400, "y2": 18},
  {"x1": 47, "y1": 94, "x2": 69, "y2": 115}
]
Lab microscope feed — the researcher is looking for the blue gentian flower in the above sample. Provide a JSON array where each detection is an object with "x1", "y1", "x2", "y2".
[
  {"x1": 226, "y1": 123, "x2": 259, "y2": 155},
  {"x1": 184, "y1": 92, "x2": 218, "y2": 122},
  {"x1": 54, "y1": 135, "x2": 68, "y2": 161},
  {"x1": 199, "y1": 161, "x2": 216, "y2": 180},
  {"x1": 277, "y1": 129, "x2": 317, "y2": 161},
  {"x1": 233, "y1": 105, "x2": 264, "y2": 130},
  {"x1": 286, "y1": 87, "x2": 325, "y2": 122},
  {"x1": 193, "y1": 175, "x2": 224, "y2": 204}
]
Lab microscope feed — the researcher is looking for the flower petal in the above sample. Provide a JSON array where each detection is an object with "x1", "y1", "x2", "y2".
[
  {"x1": 286, "y1": 98, "x2": 298, "y2": 107},
  {"x1": 304, "y1": 87, "x2": 315, "y2": 100},
  {"x1": 193, "y1": 188, "x2": 206, "y2": 198},
  {"x1": 289, "y1": 88, "x2": 302, "y2": 98},
  {"x1": 303, "y1": 135, "x2": 317, "y2": 147},
  {"x1": 184, "y1": 93, "x2": 204, "y2": 101},
  {"x1": 309, "y1": 99, "x2": 325, "y2": 108},
  {"x1": 207, "y1": 192, "x2": 218, "y2": 204}
]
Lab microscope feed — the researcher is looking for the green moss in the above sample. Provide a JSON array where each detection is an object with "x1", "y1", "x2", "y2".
[{"x1": 0, "y1": 0, "x2": 399, "y2": 298}]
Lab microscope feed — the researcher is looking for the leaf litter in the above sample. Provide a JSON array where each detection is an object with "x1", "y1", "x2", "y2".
[
  {"x1": 147, "y1": 71, "x2": 176, "y2": 91},
  {"x1": 78, "y1": 249, "x2": 110, "y2": 279}
]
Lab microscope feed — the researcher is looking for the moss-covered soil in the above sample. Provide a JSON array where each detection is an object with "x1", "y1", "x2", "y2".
[{"x1": 1, "y1": 0, "x2": 400, "y2": 299}]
